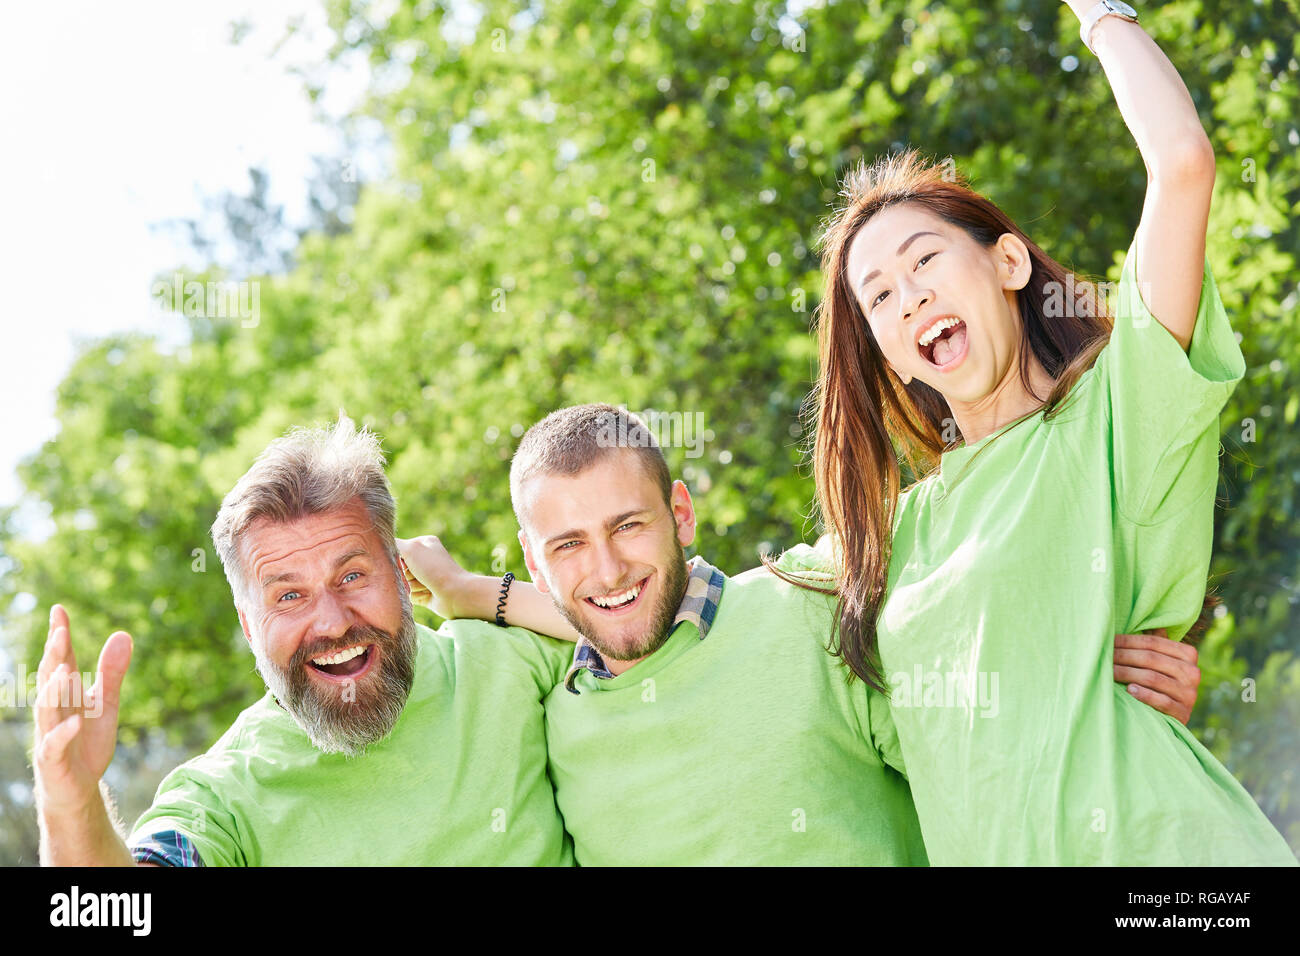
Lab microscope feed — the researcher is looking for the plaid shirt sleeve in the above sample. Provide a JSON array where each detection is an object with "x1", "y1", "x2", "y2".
[{"x1": 129, "y1": 829, "x2": 206, "y2": 867}]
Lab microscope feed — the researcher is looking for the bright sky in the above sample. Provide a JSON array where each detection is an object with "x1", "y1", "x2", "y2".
[{"x1": 0, "y1": 1, "x2": 372, "y2": 513}]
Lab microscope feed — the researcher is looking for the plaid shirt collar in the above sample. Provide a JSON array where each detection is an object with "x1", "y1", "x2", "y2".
[{"x1": 563, "y1": 555, "x2": 726, "y2": 694}]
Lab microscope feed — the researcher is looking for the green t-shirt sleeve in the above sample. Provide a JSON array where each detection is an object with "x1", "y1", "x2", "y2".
[
  {"x1": 128, "y1": 768, "x2": 246, "y2": 867},
  {"x1": 498, "y1": 626, "x2": 574, "y2": 692},
  {"x1": 1099, "y1": 237, "x2": 1246, "y2": 521},
  {"x1": 864, "y1": 687, "x2": 908, "y2": 778},
  {"x1": 771, "y1": 534, "x2": 839, "y2": 582},
  {"x1": 771, "y1": 544, "x2": 908, "y2": 777},
  {"x1": 440, "y1": 618, "x2": 573, "y2": 693}
]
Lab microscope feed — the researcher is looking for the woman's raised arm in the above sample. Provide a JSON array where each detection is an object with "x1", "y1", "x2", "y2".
[{"x1": 1062, "y1": 1, "x2": 1217, "y2": 351}]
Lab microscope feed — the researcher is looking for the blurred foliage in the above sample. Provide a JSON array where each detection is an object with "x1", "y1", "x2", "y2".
[{"x1": 1, "y1": 0, "x2": 1297, "y2": 858}]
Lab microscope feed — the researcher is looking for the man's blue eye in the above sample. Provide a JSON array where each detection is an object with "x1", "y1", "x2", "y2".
[
  {"x1": 279, "y1": 591, "x2": 300, "y2": 602},
  {"x1": 343, "y1": 571, "x2": 361, "y2": 583}
]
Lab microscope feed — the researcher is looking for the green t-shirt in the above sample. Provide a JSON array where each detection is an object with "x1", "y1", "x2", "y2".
[
  {"x1": 781, "y1": 239, "x2": 1296, "y2": 865},
  {"x1": 544, "y1": 564, "x2": 928, "y2": 866},
  {"x1": 129, "y1": 621, "x2": 575, "y2": 866}
]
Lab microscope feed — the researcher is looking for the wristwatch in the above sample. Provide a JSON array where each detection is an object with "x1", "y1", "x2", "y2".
[{"x1": 1079, "y1": 1, "x2": 1139, "y2": 56}]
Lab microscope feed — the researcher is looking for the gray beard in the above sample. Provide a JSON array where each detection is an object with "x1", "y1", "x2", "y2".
[{"x1": 253, "y1": 597, "x2": 418, "y2": 758}]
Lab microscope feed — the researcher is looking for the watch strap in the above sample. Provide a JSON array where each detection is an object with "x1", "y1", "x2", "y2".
[{"x1": 1079, "y1": 1, "x2": 1139, "y2": 56}]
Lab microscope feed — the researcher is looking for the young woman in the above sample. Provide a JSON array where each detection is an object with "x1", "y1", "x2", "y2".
[{"x1": 772, "y1": 2, "x2": 1296, "y2": 864}]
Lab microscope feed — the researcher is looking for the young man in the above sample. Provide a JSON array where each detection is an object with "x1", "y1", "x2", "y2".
[
  {"x1": 400, "y1": 403, "x2": 1202, "y2": 864},
  {"x1": 32, "y1": 417, "x2": 573, "y2": 866}
]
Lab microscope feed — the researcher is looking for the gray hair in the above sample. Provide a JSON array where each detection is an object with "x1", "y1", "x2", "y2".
[{"x1": 211, "y1": 414, "x2": 398, "y2": 606}]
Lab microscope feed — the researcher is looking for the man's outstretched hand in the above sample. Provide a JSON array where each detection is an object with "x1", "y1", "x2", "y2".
[
  {"x1": 33, "y1": 605, "x2": 133, "y2": 816},
  {"x1": 1113, "y1": 628, "x2": 1201, "y2": 725}
]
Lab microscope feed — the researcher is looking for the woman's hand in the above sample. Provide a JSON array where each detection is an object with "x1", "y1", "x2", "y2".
[{"x1": 1113, "y1": 629, "x2": 1201, "y2": 725}]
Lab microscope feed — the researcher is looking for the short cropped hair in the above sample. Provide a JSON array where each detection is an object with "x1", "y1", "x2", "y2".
[
  {"x1": 211, "y1": 414, "x2": 397, "y2": 606},
  {"x1": 510, "y1": 404, "x2": 673, "y2": 530}
]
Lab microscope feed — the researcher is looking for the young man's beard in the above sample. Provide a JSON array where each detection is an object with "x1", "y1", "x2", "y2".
[
  {"x1": 556, "y1": 546, "x2": 689, "y2": 664},
  {"x1": 253, "y1": 597, "x2": 418, "y2": 758}
]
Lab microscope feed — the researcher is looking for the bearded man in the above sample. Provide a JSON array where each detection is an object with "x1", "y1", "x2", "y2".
[{"x1": 31, "y1": 417, "x2": 573, "y2": 866}]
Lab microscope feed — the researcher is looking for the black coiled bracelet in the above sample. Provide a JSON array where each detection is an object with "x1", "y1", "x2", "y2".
[{"x1": 494, "y1": 571, "x2": 515, "y2": 626}]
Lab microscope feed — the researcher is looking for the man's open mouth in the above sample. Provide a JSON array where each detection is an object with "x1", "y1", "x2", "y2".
[
  {"x1": 307, "y1": 643, "x2": 375, "y2": 680},
  {"x1": 584, "y1": 576, "x2": 651, "y2": 614},
  {"x1": 917, "y1": 316, "x2": 967, "y2": 368}
]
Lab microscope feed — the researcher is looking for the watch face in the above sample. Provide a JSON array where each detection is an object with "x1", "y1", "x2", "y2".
[{"x1": 1109, "y1": 1, "x2": 1139, "y2": 17}]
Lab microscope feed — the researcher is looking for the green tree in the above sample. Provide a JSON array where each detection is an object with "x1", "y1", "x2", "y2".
[{"x1": 3, "y1": 0, "x2": 1297, "y2": 857}]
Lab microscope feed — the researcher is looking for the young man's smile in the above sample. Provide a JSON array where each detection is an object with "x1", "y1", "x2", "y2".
[{"x1": 581, "y1": 572, "x2": 652, "y2": 614}]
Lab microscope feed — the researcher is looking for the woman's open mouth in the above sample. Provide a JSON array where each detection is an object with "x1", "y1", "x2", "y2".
[
  {"x1": 917, "y1": 316, "x2": 968, "y2": 370},
  {"x1": 306, "y1": 643, "x2": 376, "y2": 681},
  {"x1": 584, "y1": 576, "x2": 651, "y2": 615}
]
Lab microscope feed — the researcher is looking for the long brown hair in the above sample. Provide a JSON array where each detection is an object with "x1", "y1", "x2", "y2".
[{"x1": 775, "y1": 148, "x2": 1115, "y2": 691}]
